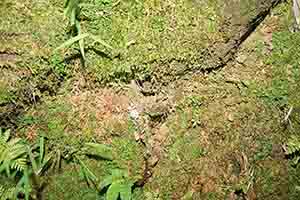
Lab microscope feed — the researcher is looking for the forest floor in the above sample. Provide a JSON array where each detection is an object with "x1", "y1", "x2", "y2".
[{"x1": 1, "y1": 0, "x2": 300, "y2": 199}]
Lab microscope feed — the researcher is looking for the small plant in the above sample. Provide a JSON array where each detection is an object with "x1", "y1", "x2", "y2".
[
  {"x1": 72, "y1": 142, "x2": 114, "y2": 187},
  {"x1": 0, "y1": 129, "x2": 48, "y2": 200},
  {"x1": 0, "y1": 128, "x2": 115, "y2": 199},
  {"x1": 0, "y1": 183, "x2": 16, "y2": 200},
  {"x1": 64, "y1": 0, "x2": 85, "y2": 57},
  {"x1": 284, "y1": 135, "x2": 300, "y2": 165},
  {"x1": 0, "y1": 129, "x2": 27, "y2": 175},
  {"x1": 99, "y1": 169, "x2": 135, "y2": 200},
  {"x1": 0, "y1": 129, "x2": 29, "y2": 200},
  {"x1": 57, "y1": 0, "x2": 113, "y2": 59}
]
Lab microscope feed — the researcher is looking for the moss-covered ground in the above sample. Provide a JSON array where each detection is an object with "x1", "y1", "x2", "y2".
[{"x1": 1, "y1": 0, "x2": 300, "y2": 199}]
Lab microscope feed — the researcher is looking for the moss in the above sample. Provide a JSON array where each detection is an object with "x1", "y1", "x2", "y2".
[
  {"x1": 2, "y1": 0, "x2": 297, "y2": 199},
  {"x1": 0, "y1": 87, "x2": 15, "y2": 105},
  {"x1": 45, "y1": 163, "x2": 102, "y2": 200},
  {"x1": 74, "y1": 0, "x2": 226, "y2": 83},
  {"x1": 0, "y1": 0, "x2": 65, "y2": 58},
  {"x1": 111, "y1": 136, "x2": 144, "y2": 178},
  {"x1": 254, "y1": 160, "x2": 289, "y2": 200},
  {"x1": 168, "y1": 135, "x2": 206, "y2": 161},
  {"x1": 288, "y1": 164, "x2": 300, "y2": 200},
  {"x1": 248, "y1": 31, "x2": 300, "y2": 107},
  {"x1": 253, "y1": 138, "x2": 273, "y2": 161}
]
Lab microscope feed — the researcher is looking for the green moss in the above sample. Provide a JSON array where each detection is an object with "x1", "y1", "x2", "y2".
[
  {"x1": 255, "y1": 161, "x2": 289, "y2": 200},
  {"x1": 250, "y1": 32, "x2": 300, "y2": 107},
  {"x1": 72, "y1": 0, "x2": 224, "y2": 83},
  {"x1": 45, "y1": 163, "x2": 102, "y2": 200},
  {"x1": 0, "y1": 87, "x2": 15, "y2": 105},
  {"x1": 2, "y1": 0, "x2": 297, "y2": 199},
  {"x1": 18, "y1": 98, "x2": 87, "y2": 145},
  {"x1": 253, "y1": 138, "x2": 273, "y2": 161},
  {"x1": 168, "y1": 135, "x2": 206, "y2": 161},
  {"x1": 288, "y1": 164, "x2": 300, "y2": 200},
  {"x1": 111, "y1": 136, "x2": 144, "y2": 178},
  {"x1": 0, "y1": 0, "x2": 65, "y2": 57}
]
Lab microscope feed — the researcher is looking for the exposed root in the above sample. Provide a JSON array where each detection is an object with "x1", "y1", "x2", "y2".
[{"x1": 134, "y1": 0, "x2": 283, "y2": 95}]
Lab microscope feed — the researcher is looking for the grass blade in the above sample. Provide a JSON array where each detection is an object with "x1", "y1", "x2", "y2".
[
  {"x1": 76, "y1": 156, "x2": 98, "y2": 186},
  {"x1": 76, "y1": 20, "x2": 85, "y2": 59},
  {"x1": 55, "y1": 33, "x2": 89, "y2": 51},
  {"x1": 70, "y1": 8, "x2": 77, "y2": 26},
  {"x1": 39, "y1": 137, "x2": 44, "y2": 165},
  {"x1": 64, "y1": 0, "x2": 80, "y2": 17},
  {"x1": 28, "y1": 148, "x2": 38, "y2": 174},
  {"x1": 23, "y1": 168, "x2": 30, "y2": 200},
  {"x1": 90, "y1": 34, "x2": 113, "y2": 49}
]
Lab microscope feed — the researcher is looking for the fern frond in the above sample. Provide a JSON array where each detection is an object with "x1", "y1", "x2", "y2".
[
  {"x1": 285, "y1": 135, "x2": 300, "y2": 155},
  {"x1": 0, "y1": 183, "x2": 17, "y2": 200},
  {"x1": 10, "y1": 158, "x2": 27, "y2": 172},
  {"x1": 285, "y1": 135, "x2": 300, "y2": 165},
  {"x1": 0, "y1": 129, "x2": 10, "y2": 143},
  {"x1": 7, "y1": 138, "x2": 22, "y2": 146},
  {"x1": 0, "y1": 131, "x2": 28, "y2": 174}
]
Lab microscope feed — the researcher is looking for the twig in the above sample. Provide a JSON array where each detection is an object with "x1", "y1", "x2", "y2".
[{"x1": 284, "y1": 106, "x2": 293, "y2": 122}]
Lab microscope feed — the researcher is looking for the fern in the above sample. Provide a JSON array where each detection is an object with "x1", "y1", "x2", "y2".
[
  {"x1": 0, "y1": 130, "x2": 27, "y2": 175},
  {"x1": 0, "y1": 131, "x2": 55, "y2": 200},
  {"x1": 0, "y1": 183, "x2": 15, "y2": 200},
  {"x1": 284, "y1": 135, "x2": 300, "y2": 165},
  {"x1": 0, "y1": 129, "x2": 124, "y2": 199}
]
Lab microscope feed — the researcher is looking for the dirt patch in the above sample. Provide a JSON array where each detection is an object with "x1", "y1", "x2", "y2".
[{"x1": 0, "y1": 51, "x2": 18, "y2": 65}]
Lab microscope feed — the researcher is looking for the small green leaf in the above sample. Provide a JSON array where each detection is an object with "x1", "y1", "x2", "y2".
[
  {"x1": 28, "y1": 147, "x2": 38, "y2": 174},
  {"x1": 112, "y1": 169, "x2": 127, "y2": 179},
  {"x1": 119, "y1": 183, "x2": 132, "y2": 200},
  {"x1": 106, "y1": 182, "x2": 121, "y2": 200},
  {"x1": 84, "y1": 143, "x2": 113, "y2": 160},
  {"x1": 99, "y1": 175, "x2": 113, "y2": 191},
  {"x1": 23, "y1": 168, "x2": 30, "y2": 200},
  {"x1": 39, "y1": 137, "x2": 45, "y2": 165},
  {"x1": 181, "y1": 190, "x2": 194, "y2": 200}
]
